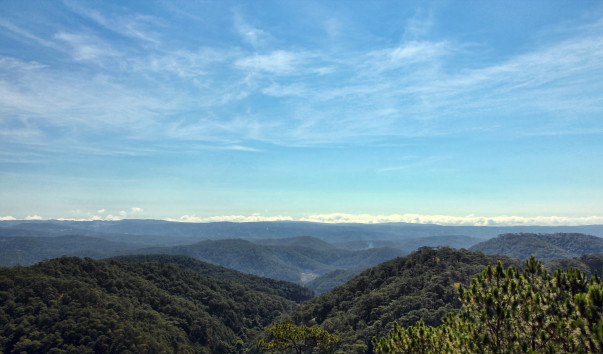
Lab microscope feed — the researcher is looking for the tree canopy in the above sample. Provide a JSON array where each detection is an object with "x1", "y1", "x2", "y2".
[
  {"x1": 257, "y1": 320, "x2": 340, "y2": 353},
  {"x1": 374, "y1": 256, "x2": 603, "y2": 353}
]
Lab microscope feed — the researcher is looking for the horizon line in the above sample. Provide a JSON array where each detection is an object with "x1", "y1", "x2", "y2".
[{"x1": 2, "y1": 213, "x2": 603, "y2": 227}]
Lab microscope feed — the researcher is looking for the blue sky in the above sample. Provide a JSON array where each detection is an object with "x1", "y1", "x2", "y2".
[{"x1": 1, "y1": 0, "x2": 603, "y2": 225}]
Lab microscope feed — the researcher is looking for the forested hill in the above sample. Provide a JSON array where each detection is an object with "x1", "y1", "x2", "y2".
[
  {"x1": 289, "y1": 247, "x2": 522, "y2": 352},
  {"x1": 109, "y1": 254, "x2": 314, "y2": 303},
  {"x1": 334, "y1": 235, "x2": 483, "y2": 252},
  {"x1": 130, "y1": 239, "x2": 406, "y2": 283},
  {"x1": 0, "y1": 235, "x2": 140, "y2": 267},
  {"x1": 0, "y1": 257, "x2": 297, "y2": 353},
  {"x1": 545, "y1": 253, "x2": 603, "y2": 276},
  {"x1": 252, "y1": 236, "x2": 339, "y2": 250},
  {"x1": 470, "y1": 233, "x2": 603, "y2": 261}
]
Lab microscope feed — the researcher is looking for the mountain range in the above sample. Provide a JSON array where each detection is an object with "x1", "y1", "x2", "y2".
[
  {"x1": 127, "y1": 238, "x2": 406, "y2": 283},
  {"x1": 1, "y1": 229, "x2": 602, "y2": 353},
  {"x1": 2, "y1": 219, "x2": 603, "y2": 243},
  {"x1": 470, "y1": 232, "x2": 603, "y2": 261},
  {"x1": 3, "y1": 221, "x2": 603, "y2": 294}
]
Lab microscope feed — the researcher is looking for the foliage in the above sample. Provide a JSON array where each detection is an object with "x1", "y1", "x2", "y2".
[
  {"x1": 0, "y1": 256, "x2": 296, "y2": 353},
  {"x1": 290, "y1": 247, "x2": 521, "y2": 352},
  {"x1": 110, "y1": 254, "x2": 314, "y2": 303},
  {"x1": 373, "y1": 256, "x2": 603, "y2": 353},
  {"x1": 546, "y1": 253, "x2": 603, "y2": 277},
  {"x1": 257, "y1": 320, "x2": 340, "y2": 353},
  {"x1": 305, "y1": 268, "x2": 364, "y2": 295},
  {"x1": 470, "y1": 233, "x2": 603, "y2": 261}
]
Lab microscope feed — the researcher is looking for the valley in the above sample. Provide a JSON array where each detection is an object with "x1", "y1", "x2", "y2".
[{"x1": 1, "y1": 220, "x2": 602, "y2": 352}]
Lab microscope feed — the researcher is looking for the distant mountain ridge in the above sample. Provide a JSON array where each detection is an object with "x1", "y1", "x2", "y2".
[
  {"x1": 335, "y1": 235, "x2": 483, "y2": 252},
  {"x1": 129, "y1": 237, "x2": 406, "y2": 283},
  {"x1": 253, "y1": 235, "x2": 339, "y2": 250},
  {"x1": 470, "y1": 233, "x2": 603, "y2": 261},
  {"x1": 0, "y1": 235, "x2": 140, "y2": 267},
  {"x1": 2, "y1": 219, "x2": 603, "y2": 243}
]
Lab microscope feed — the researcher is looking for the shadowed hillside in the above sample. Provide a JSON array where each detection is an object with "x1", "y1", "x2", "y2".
[
  {"x1": 0, "y1": 235, "x2": 140, "y2": 267},
  {"x1": 108, "y1": 254, "x2": 314, "y2": 303},
  {"x1": 470, "y1": 233, "x2": 603, "y2": 261},
  {"x1": 129, "y1": 238, "x2": 405, "y2": 283}
]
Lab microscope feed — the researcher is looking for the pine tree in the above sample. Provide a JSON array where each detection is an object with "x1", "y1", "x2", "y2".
[
  {"x1": 373, "y1": 256, "x2": 603, "y2": 353},
  {"x1": 257, "y1": 320, "x2": 341, "y2": 353}
]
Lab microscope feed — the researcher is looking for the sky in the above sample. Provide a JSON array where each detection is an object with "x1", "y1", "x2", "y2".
[{"x1": 1, "y1": 0, "x2": 603, "y2": 226}]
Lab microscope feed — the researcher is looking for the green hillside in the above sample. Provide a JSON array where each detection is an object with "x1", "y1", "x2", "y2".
[
  {"x1": 545, "y1": 253, "x2": 603, "y2": 276},
  {"x1": 109, "y1": 254, "x2": 314, "y2": 303},
  {"x1": 470, "y1": 233, "x2": 603, "y2": 261},
  {"x1": 305, "y1": 268, "x2": 364, "y2": 295},
  {"x1": 252, "y1": 236, "x2": 339, "y2": 250},
  {"x1": 335, "y1": 235, "x2": 482, "y2": 252},
  {"x1": 0, "y1": 257, "x2": 296, "y2": 353},
  {"x1": 288, "y1": 247, "x2": 521, "y2": 352}
]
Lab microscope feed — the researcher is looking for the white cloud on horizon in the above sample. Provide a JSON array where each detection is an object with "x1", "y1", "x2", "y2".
[
  {"x1": 299, "y1": 213, "x2": 603, "y2": 226},
  {"x1": 4, "y1": 213, "x2": 603, "y2": 226},
  {"x1": 166, "y1": 214, "x2": 295, "y2": 223},
  {"x1": 166, "y1": 213, "x2": 603, "y2": 226},
  {"x1": 24, "y1": 215, "x2": 43, "y2": 220}
]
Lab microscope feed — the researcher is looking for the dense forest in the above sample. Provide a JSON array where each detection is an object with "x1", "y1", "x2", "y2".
[
  {"x1": 109, "y1": 254, "x2": 314, "y2": 303},
  {"x1": 374, "y1": 257, "x2": 603, "y2": 352},
  {"x1": 0, "y1": 257, "x2": 298, "y2": 353},
  {"x1": 288, "y1": 247, "x2": 522, "y2": 352},
  {"x1": 470, "y1": 232, "x2": 603, "y2": 261},
  {"x1": 1, "y1": 230, "x2": 602, "y2": 353}
]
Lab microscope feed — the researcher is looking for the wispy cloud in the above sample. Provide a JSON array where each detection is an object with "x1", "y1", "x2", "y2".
[
  {"x1": 364, "y1": 40, "x2": 450, "y2": 73},
  {"x1": 2, "y1": 2, "x2": 603, "y2": 152},
  {"x1": 235, "y1": 50, "x2": 310, "y2": 75},
  {"x1": 63, "y1": 0, "x2": 161, "y2": 44},
  {"x1": 234, "y1": 13, "x2": 272, "y2": 48},
  {"x1": 0, "y1": 19, "x2": 55, "y2": 47},
  {"x1": 54, "y1": 31, "x2": 121, "y2": 62}
]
